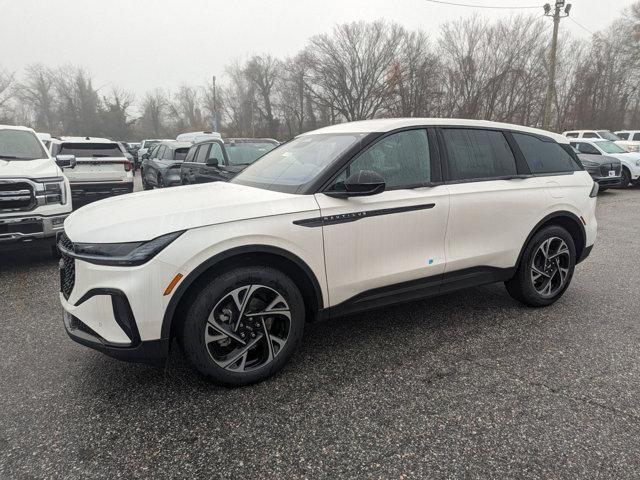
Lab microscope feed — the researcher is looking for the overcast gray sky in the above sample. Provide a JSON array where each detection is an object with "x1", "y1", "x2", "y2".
[{"x1": 0, "y1": 0, "x2": 635, "y2": 98}]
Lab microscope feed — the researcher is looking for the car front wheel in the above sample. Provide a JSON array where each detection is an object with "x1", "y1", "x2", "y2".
[
  {"x1": 619, "y1": 167, "x2": 631, "y2": 188},
  {"x1": 505, "y1": 225, "x2": 576, "y2": 307},
  {"x1": 180, "y1": 265, "x2": 305, "y2": 386}
]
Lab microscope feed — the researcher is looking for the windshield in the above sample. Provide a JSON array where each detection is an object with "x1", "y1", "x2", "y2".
[
  {"x1": 232, "y1": 133, "x2": 367, "y2": 193},
  {"x1": 59, "y1": 143, "x2": 124, "y2": 158},
  {"x1": 597, "y1": 131, "x2": 621, "y2": 141},
  {"x1": 226, "y1": 142, "x2": 278, "y2": 166},
  {"x1": 0, "y1": 129, "x2": 47, "y2": 160},
  {"x1": 594, "y1": 140, "x2": 627, "y2": 154}
]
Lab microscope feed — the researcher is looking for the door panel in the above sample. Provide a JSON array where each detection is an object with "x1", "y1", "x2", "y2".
[
  {"x1": 445, "y1": 178, "x2": 545, "y2": 272},
  {"x1": 315, "y1": 187, "x2": 450, "y2": 306}
]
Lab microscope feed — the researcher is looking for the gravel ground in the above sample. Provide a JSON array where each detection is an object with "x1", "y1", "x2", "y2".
[{"x1": 1, "y1": 180, "x2": 640, "y2": 479}]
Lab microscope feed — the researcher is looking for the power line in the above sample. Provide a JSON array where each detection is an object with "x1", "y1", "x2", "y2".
[
  {"x1": 567, "y1": 16, "x2": 597, "y2": 36},
  {"x1": 423, "y1": 0, "x2": 541, "y2": 9}
]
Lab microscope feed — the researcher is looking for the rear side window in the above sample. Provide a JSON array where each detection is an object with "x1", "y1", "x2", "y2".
[
  {"x1": 442, "y1": 129, "x2": 516, "y2": 181},
  {"x1": 513, "y1": 133, "x2": 580, "y2": 174},
  {"x1": 633, "y1": 133, "x2": 640, "y2": 141},
  {"x1": 583, "y1": 132, "x2": 599, "y2": 138},
  {"x1": 174, "y1": 148, "x2": 189, "y2": 161},
  {"x1": 59, "y1": 143, "x2": 123, "y2": 158}
]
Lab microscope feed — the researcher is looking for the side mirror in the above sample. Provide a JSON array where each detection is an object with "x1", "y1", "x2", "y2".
[
  {"x1": 56, "y1": 154, "x2": 76, "y2": 169},
  {"x1": 206, "y1": 157, "x2": 219, "y2": 167},
  {"x1": 325, "y1": 170, "x2": 385, "y2": 198}
]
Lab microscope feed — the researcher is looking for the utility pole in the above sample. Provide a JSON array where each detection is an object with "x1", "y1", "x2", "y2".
[
  {"x1": 212, "y1": 75, "x2": 217, "y2": 132},
  {"x1": 543, "y1": 1, "x2": 572, "y2": 130}
]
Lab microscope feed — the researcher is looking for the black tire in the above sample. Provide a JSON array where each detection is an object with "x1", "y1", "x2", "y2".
[
  {"x1": 505, "y1": 225, "x2": 576, "y2": 307},
  {"x1": 157, "y1": 174, "x2": 163, "y2": 188},
  {"x1": 142, "y1": 171, "x2": 151, "y2": 190},
  {"x1": 180, "y1": 265, "x2": 305, "y2": 386},
  {"x1": 619, "y1": 167, "x2": 631, "y2": 188}
]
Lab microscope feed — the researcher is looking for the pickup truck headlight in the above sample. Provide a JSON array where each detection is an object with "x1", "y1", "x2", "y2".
[
  {"x1": 35, "y1": 177, "x2": 67, "y2": 205},
  {"x1": 69, "y1": 231, "x2": 184, "y2": 266}
]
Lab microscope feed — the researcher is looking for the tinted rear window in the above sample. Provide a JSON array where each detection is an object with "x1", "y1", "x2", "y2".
[
  {"x1": 59, "y1": 143, "x2": 123, "y2": 158},
  {"x1": 442, "y1": 129, "x2": 517, "y2": 181},
  {"x1": 512, "y1": 133, "x2": 580, "y2": 174}
]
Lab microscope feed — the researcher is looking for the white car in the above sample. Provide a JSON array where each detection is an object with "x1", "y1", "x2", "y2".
[
  {"x1": 615, "y1": 130, "x2": 640, "y2": 149},
  {"x1": 50, "y1": 137, "x2": 134, "y2": 206},
  {"x1": 569, "y1": 138, "x2": 640, "y2": 187},
  {"x1": 59, "y1": 119, "x2": 597, "y2": 385},
  {"x1": 563, "y1": 129, "x2": 640, "y2": 153},
  {"x1": 1, "y1": 125, "x2": 72, "y2": 252},
  {"x1": 176, "y1": 131, "x2": 222, "y2": 143}
]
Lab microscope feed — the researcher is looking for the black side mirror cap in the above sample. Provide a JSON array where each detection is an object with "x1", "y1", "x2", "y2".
[
  {"x1": 206, "y1": 158, "x2": 219, "y2": 167},
  {"x1": 55, "y1": 154, "x2": 76, "y2": 169},
  {"x1": 325, "y1": 170, "x2": 385, "y2": 198}
]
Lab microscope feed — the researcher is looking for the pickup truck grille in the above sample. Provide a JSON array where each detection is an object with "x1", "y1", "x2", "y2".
[
  {"x1": 0, "y1": 181, "x2": 35, "y2": 212},
  {"x1": 58, "y1": 233, "x2": 75, "y2": 300}
]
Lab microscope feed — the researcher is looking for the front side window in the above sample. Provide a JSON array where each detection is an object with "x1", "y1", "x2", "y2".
[
  {"x1": 0, "y1": 129, "x2": 47, "y2": 160},
  {"x1": 583, "y1": 132, "x2": 599, "y2": 138},
  {"x1": 593, "y1": 140, "x2": 626, "y2": 154},
  {"x1": 195, "y1": 144, "x2": 210, "y2": 163},
  {"x1": 59, "y1": 142, "x2": 123, "y2": 158},
  {"x1": 207, "y1": 143, "x2": 224, "y2": 164},
  {"x1": 513, "y1": 133, "x2": 580, "y2": 174},
  {"x1": 232, "y1": 133, "x2": 366, "y2": 193},
  {"x1": 564, "y1": 132, "x2": 579, "y2": 138},
  {"x1": 442, "y1": 129, "x2": 516, "y2": 181},
  {"x1": 616, "y1": 132, "x2": 630, "y2": 140},
  {"x1": 632, "y1": 133, "x2": 640, "y2": 141},
  {"x1": 333, "y1": 129, "x2": 430, "y2": 189},
  {"x1": 573, "y1": 142, "x2": 600, "y2": 155}
]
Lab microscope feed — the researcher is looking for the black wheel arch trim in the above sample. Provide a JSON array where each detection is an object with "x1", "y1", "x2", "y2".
[
  {"x1": 160, "y1": 245, "x2": 325, "y2": 339},
  {"x1": 516, "y1": 211, "x2": 587, "y2": 268}
]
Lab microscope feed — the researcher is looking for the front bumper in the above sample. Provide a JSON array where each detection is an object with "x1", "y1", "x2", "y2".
[{"x1": 0, "y1": 213, "x2": 68, "y2": 248}]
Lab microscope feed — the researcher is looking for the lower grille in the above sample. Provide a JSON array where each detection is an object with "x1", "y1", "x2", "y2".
[
  {"x1": 58, "y1": 233, "x2": 75, "y2": 299},
  {"x1": 600, "y1": 163, "x2": 621, "y2": 176}
]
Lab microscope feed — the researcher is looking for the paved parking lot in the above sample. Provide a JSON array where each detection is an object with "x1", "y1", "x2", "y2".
[{"x1": 1, "y1": 183, "x2": 640, "y2": 479}]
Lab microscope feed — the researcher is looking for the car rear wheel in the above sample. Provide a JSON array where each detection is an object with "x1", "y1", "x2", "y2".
[
  {"x1": 141, "y1": 171, "x2": 151, "y2": 190},
  {"x1": 505, "y1": 225, "x2": 576, "y2": 307},
  {"x1": 180, "y1": 265, "x2": 305, "y2": 386}
]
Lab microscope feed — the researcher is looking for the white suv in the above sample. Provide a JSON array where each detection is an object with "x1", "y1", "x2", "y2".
[
  {"x1": 58, "y1": 119, "x2": 597, "y2": 385},
  {"x1": 1, "y1": 125, "x2": 72, "y2": 252},
  {"x1": 50, "y1": 137, "x2": 134, "y2": 206},
  {"x1": 563, "y1": 129, "x2": 640, "y2": 153}
]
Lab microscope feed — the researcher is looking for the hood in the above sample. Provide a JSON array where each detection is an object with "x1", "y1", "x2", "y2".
[
  {"x1": 64, "y1": 181, "x2": 319, "y2": 243},
  {"x1": 578, "y1": 153, "x2": 621, "y2": 165},
  {"x1": 0, "y1": 157, "x2": 60, "y2": 179}
]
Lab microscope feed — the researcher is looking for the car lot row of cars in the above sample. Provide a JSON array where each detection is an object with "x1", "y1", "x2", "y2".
[{"x1": 563, "y1": 129, "x2": 640, "y2": 190}]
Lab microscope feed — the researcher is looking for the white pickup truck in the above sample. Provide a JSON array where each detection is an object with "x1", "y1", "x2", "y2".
[
  {"x1": 49, "y1": 136, "x2": 134, "y2": 206},
  {"x1": 0, "y1": 125, "x2": 73, "y2": 252}
]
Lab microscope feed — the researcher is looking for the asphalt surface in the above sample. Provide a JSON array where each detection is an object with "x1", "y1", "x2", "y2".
[{"x1": 1, "y1": 179, "x2": 640, "y2": 479}]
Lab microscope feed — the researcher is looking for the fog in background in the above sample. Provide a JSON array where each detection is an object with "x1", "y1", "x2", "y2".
[{"x1": 0, "y1": 0, "x2": 638, "y2": 141}]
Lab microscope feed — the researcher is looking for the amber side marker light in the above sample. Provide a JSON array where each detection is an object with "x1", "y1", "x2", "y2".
[
  {"x1": 580, "y1": 216, "x2": 587, "y2": 226},
  {"x1": 164, "y1": 273, "x2": 183, "y2": 296}
]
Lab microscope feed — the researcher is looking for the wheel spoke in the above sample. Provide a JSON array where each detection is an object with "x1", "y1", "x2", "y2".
[
  {"x1": 217, "y1": 333, "x2": 263, "y2": 370},
  {"x1": 206, "y1": 312, "x2": 246, "y2": 345},
  {"x1": 531, "y1": 265, "x2": 550, "y2": 279}
]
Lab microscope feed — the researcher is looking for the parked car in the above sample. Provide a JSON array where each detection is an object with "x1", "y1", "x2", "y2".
[
  {"x1": 176, "y1": 131, "x2": 222, "y2": 143},
  {"x1": 563, "y1": 129, "x2": 640, "y2": 153},
  {"x1": 59, "y1": 118, "x2": 597, "y2": 386},
  {"x1": 614, "y1": 130, "x2": 640, "y2": 152},
  {"x1": 224, "y1": 138, "x2": 279, "y2": 166},
  {"x1": 0, "y1": 125, "x2": 72, "y2": 253},
  {"x1": 141, "y1": 141, "x2": 191, "y2": 189},
  {"x1": 572, "y1": 146, "x2": 621, "y2": 191},
  {"x1": 117, "y1": 141, "x2": 135, "y2": 169},
  {"x1": 50, "y1": 137, "x2": 134, "y2": 206},
  {"x1": 569, "y1": 138, "x2": 640, "y2": 187},
  {"x1": 180, "y1": 138, "x2": 239, "y2": 185},
  {"x1": 137, "y1": 139, "x2": 163, "y2": 164}
]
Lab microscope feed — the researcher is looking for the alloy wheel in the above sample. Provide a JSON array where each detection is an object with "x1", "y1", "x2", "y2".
[
  {"x1": 204, "y1": 285, "x2": 291, "y2": 372},
  {"x1": 530, "y1": 237, "x2": 570, "y2": 298}
]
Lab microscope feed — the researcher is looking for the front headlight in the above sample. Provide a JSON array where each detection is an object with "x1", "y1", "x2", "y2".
[
  {"x1": 68, "y1": 231, "x2": 184, "y2": 266},
  {"x1": 35, "y1": 177, "x2": 67, "y2": 205},
  {"x1": 626, "y1": 145, "x2": 639, "y2": 153}
]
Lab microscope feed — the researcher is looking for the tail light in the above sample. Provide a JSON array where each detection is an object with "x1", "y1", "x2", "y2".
[{"x1": 123, "y1": 161, "x2": 132, "y2": 172}]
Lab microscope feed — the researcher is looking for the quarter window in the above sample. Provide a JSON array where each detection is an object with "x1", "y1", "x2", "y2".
[
  {"x1": 513, "y1": 133, "x2": 580, "y2": 173},
  {"x1": 337, "y1": 129, "x2": 430, "y2": 189},
  {"x1": 442, "y1": 129, "x2": 516, "y2": 181}
]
